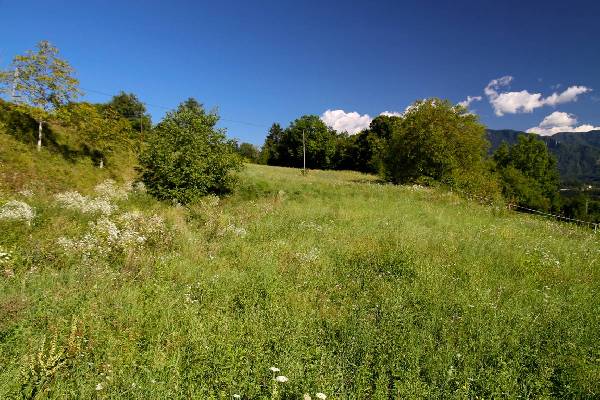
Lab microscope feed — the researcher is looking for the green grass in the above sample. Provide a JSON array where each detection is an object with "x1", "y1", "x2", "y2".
[{"x1": 1, "y1": 158, "x2": 599, "y2": 399}]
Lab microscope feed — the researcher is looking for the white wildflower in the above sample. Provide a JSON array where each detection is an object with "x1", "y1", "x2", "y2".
[
  {"x1": 18, "y1": 189, "x2": 33, "y2": 198},
  {"x1": 95, "y1": 383, "x2": 104, "y2": 391},
  {"x1": 94, "y1": 179, "x2": 128, "y2": 200},
  {"x1": 275, "y1": 375, "x2": 288, "y2": 383},
  {"x1": 54, "y1": 191, "x2": 116, "y2": 215},
  {"x1": 0, "y1": 200, "x2": 35, "y2": 224},
  {"x1": 304, "y1": 394, "x2": 312, "y2": 400},
  {"x1": 226, "y1": 224, "x2": 247, "y2": 237},
  {"x1": 0, "y1": 248, "x2": 11, "y2": 265},
  {"x1": 296, "y1": 248, "x2": 319, "y2": 263},
  {"x1": 233, "y1": 395, "x2": 241, "y2": 399},
  {"x1": 269, "y1": 367, "x2": 280, "y2": 373},
  {"x1": 316, "y1": 393, "x2": 327, "y2": 400},
  {"x1": 133, "y1": 181, "x2": 146, "y2": 193},
  {"x1": 57, "y1": 210, "x2": 167, "y2": 260}
]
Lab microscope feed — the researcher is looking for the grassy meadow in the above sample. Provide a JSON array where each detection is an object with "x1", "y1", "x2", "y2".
[{"x1": 1, "y1": 138, "x2": 599, "y2": 398}]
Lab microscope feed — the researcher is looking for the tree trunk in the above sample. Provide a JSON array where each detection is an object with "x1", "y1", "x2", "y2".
[
  {"x1": 99, "y1": 158, "x2": 104, "y2": 169},
  {"x1": 37, "y1": 120, "x2": 43, "y2": 151}
]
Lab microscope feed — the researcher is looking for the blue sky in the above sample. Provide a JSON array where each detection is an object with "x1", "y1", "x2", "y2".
[{"x1": 1, "y1": 0, "x2": 599, "y2": 144}]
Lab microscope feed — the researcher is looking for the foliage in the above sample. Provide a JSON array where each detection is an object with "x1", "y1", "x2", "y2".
[
  {"x1": 259, "y1": 123, "x2": 284, "y2": 165},
  {"x1": 106, "y1": 91, "x2": 152, "y2": 134},
  {"x1": 0, "y1": 40, "x2": 80, "y2": 150},
  {"x1": 494, "y1": 134, "x2": 561, "y2": 211},
  {"x1": 137, "y1": 99, "x2": 242, "y2": 203},
  {"x1": 57, "y1": 102, "x2": 132, "y2": 167},
  {"x1": 383, "y1": 98, "x2": 489, "y2": 184},
  {"x1": 488, "y1": 129, "x2": 600, "y2": 185},
  {"x1": 261, "y1": 116, "x2": 338, "y2": 169},
  {"x1": 236, "y1": 142, "x2": 260, "y2": 163}
]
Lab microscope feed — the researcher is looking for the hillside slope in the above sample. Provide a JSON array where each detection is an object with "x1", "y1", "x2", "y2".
[{"x1": 0, "y1": 147, "x2": 599, "y2": 397}]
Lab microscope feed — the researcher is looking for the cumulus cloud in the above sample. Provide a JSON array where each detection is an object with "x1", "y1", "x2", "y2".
[
  {"x1": 380, "y1": 111, "x2": 404, "y2": 117},
  {"x1": 458, "y1": 95, "x2": 482, "y2": 108},
  {"x1": 320, "y1": 109, "x2": 372, "y2": 134},
  {"x1": 485, "y1": 76, "x2": 592, "y2": 116},
  {"x1": 526, "y1": 111, "x2": 600, "y2": 136}
]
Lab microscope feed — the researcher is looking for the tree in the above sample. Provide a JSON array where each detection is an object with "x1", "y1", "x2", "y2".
[
  {"x1": 0, "y1": 41, "x2": 80, "y2": 151},
  {"x1": 278, "y1": 115, "x2": 337, "y2": 169},
  {"x1": 493, "y1": 134, "x2": 561, "y2": 211},
  {"x1": 383, "y1": 98, "x2": 489, "y2": 184},
  {"x1": 57, "y1": 102, "x2": 132, "y2": 168},
  {"x1": 237, "y1": 142, "x2": 259, "y2": 163},
  {"x1": 106, "y1": 92, "x2": 152, "y2": 134},
  {"x1": 259, "y1": 123, "x2": 284, "y2": 165},
  {"x1": 137, "y1": 99, "x2": 242, "y2": 203}
]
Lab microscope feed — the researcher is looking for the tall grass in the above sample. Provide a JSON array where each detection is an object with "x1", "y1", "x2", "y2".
[{"x1": 0, "y1": 162, "x2": 598, "y2": 399}]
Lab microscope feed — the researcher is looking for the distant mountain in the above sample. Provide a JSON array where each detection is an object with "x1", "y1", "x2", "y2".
[{"x1": 487, "y1": 129, "x2": 600, "y2": 185}]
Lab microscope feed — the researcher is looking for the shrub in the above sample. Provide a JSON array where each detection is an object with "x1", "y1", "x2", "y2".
[{"x1": 137, "y1": 99, "x2": 242, "y2": 204}]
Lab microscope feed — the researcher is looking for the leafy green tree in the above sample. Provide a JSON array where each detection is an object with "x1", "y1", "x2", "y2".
[
  {"x1": 237, "y1": 142, "x2": 259, "y2": 163},
  {"x1": 494, "y1": 134, "x2": 561, "y2": 211},
  {"x1": 278, "y1": 115, "x2": 337, "y2": 169},
  {"x1": 0, "y1": 40, "x2": 80, "y2": 151},
  {"x1": 259, "y1": 123, "x2": 284, "y2": 165},
  {"x1": 369, "y1": 114, "x2": 399, "y2": 141},
  {"x1": 57, "y1": 102, "x2": 132, "y2": 168},
  {"x1": 138, "y1": 99, "x2": 242, "y2": 203},
  {"x1": 383, "y1": 99, "x2": 489, "y2": 184},
  {"x1": 106, "y1": 91, "x2": 152, "y2": 134}
]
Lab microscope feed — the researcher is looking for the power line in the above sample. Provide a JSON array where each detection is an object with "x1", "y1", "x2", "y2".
[{"x1": 80, "y1": 87, "x2": 269, "y2": 128}]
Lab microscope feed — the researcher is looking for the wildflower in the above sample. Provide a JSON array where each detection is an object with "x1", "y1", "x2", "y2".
[
  {"x1": 94, "y1": 179, "x2": 129, "y2": 200},
  {"x1": 269, "y1": 367, "x2": 280, "y2": 373},
  {"x1": 0, "y1": 249, "x2": 11, "y2": 265},
  {"x1": 133, "y1": 181, "x2": 146, "y2": 193},
  {"x1": 233, "y1": 395, "x2": 241, "y2": 399},
  {"x1": 226, "y1": 224, "x2": 247, "y2": 237},
  {"x1": 54, "y1": 191, "x2": 116, "y2": 215},
  {"x1": 316, "y1": 393, "x2": 327, "y2": 399},
  {"x1": 275, "y1": 376, "x2": 288, "y2": 383},
  {"x1": 18, "y1": 189, "x2": 34, "y2": 197},
  {"x1": 0, "y1": 200, "x2": 35, "y2": 224},
  {"x1": 304, "y1": 394, "x2": 312, "y2": 400},
  {"x1": 95, "y1": 383, "x2": 104, "y2": 391}
]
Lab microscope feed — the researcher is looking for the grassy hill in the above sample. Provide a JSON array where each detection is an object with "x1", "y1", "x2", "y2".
[{"x1": 1, "y1": 133, "x2": 599, "y2": 398}]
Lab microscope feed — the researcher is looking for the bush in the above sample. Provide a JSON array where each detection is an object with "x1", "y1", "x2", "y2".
[{"x1": 137, "y1": 99, "x2": 242, "y2": 204}]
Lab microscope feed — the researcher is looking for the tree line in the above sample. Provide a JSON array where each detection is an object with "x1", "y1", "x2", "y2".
[
  {"x1": 252, "y1": 102, "x2": 599, "y2": 222},
  {"x1": 1, "y1": 40, "x2": 598, "y2": 223}
]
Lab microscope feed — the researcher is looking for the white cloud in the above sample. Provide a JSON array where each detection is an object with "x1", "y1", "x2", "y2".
[
  {"x1": 485, "y1": 76, "x2": 592, "y2": 116},
  {"x1": 543, "y1": 85, "x2": 591, "y2": 106},
  {"x1": 458, "y1": 95, "x2": 482, "y2": 108},
  {"x1": 320, "y1": 109, "x2": 372, "y2": 134},
  {"x1": 526, "y1": 111, "x2": 600, "y2": 136},
  {"x1": 380, "y1": 111, "x2": 403, "y2": 117}
]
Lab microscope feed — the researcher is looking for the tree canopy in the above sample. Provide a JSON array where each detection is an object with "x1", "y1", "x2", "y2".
[
  {"x1": 137, "y1": 99, "x2": 242, "y2": 203},
  {"x1": 493, "y1": 134, "x2": 561, "y2": 211},
  {"x1": 0, "y1": 40, "x2": 80, "y2": 150},
  {"x1": 383, "y1": 99, "x2": 489, "y2": 184},
  {"x1": 106, "y1": 91, "x2": 152, "y2": 134}
]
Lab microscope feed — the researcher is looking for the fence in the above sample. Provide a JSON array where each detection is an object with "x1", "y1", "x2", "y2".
[{"x1": 449, "y1": 187, "x2": 599, "y2": 233}]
